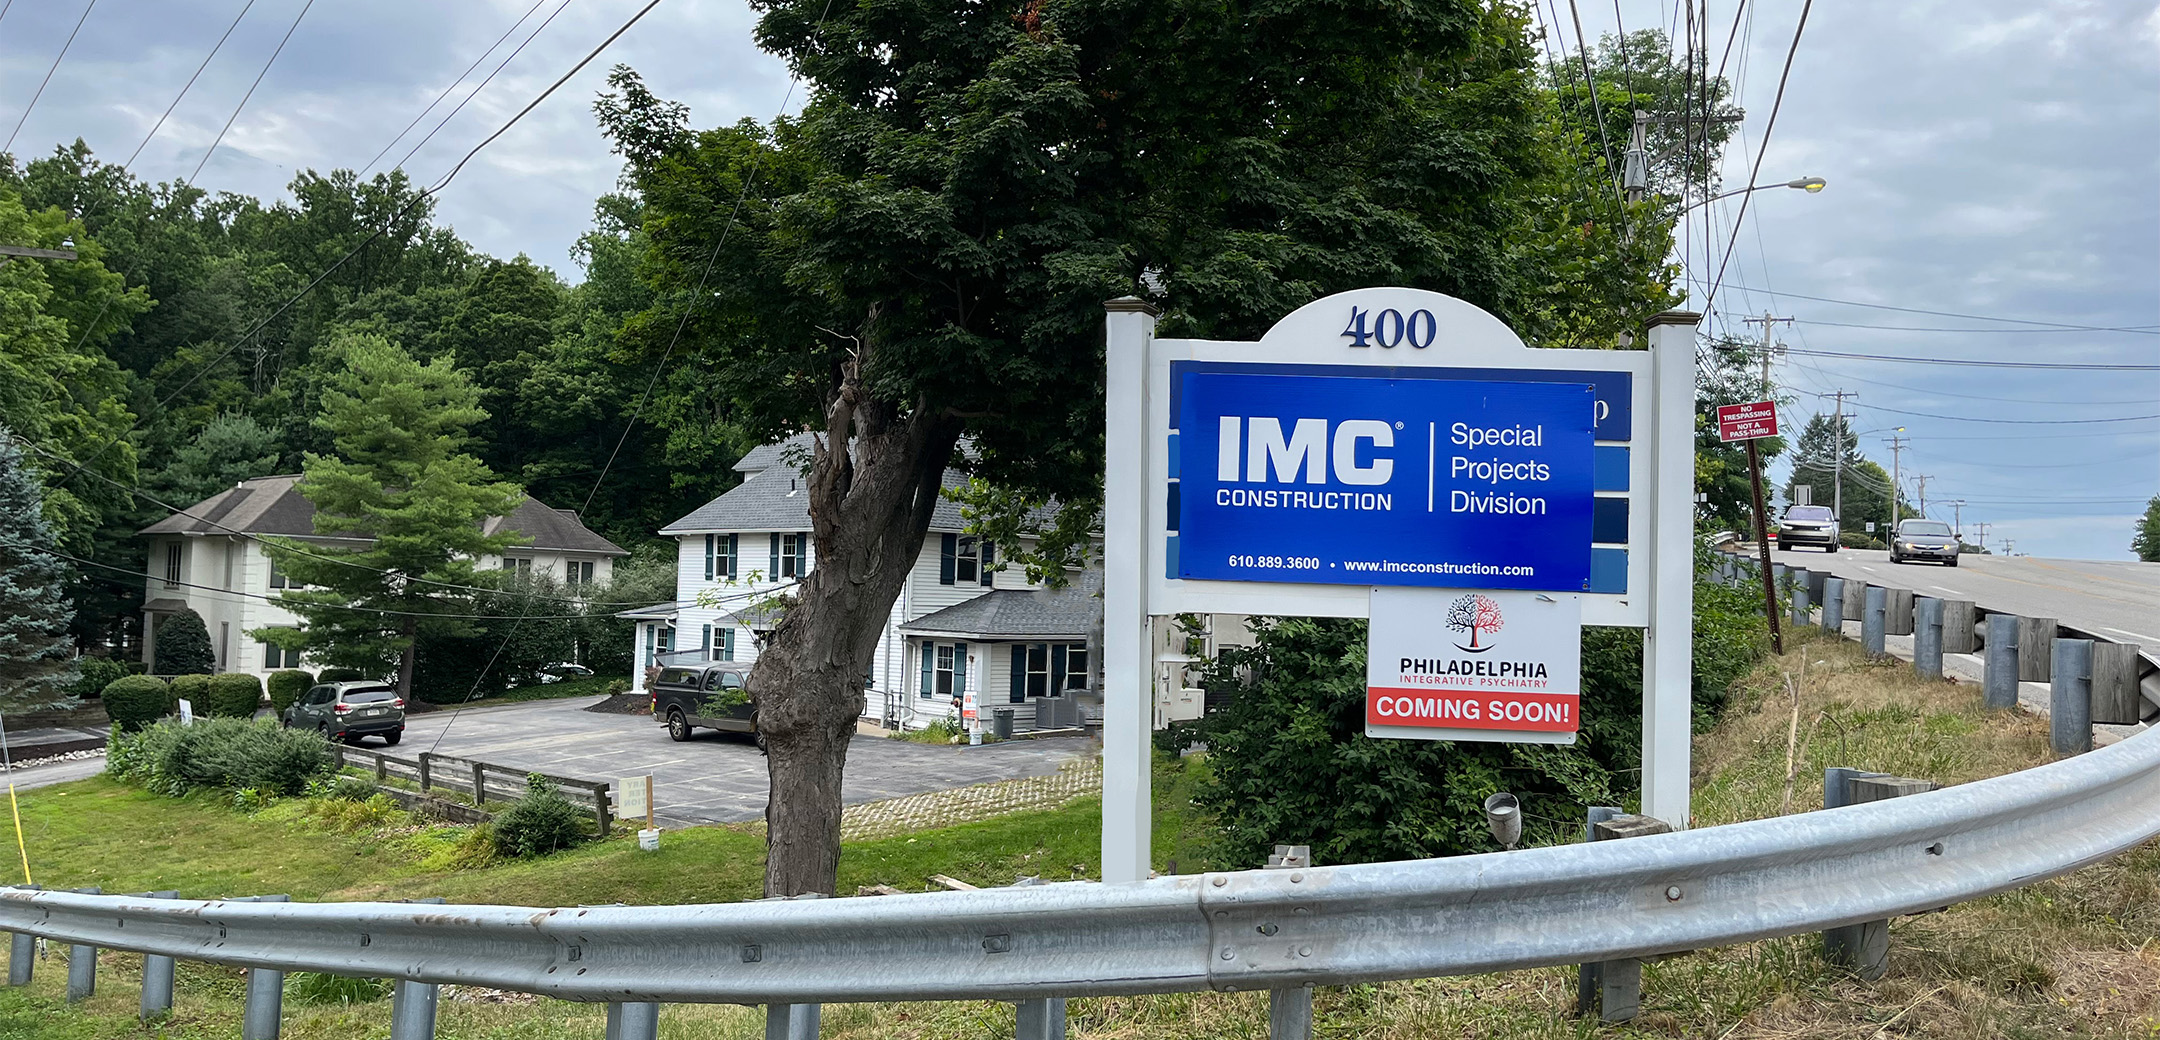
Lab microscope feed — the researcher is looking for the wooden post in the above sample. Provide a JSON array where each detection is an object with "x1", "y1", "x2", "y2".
[
  {"x1": 645, "y1": 776, "x2": 655, "y2": 835},
  {"x1": 1577, "y1": 814, "x2": 1672, "y2": 1021},
  {"x1": 1746, "y1": 439, "x2": 1783, "y2": 654},
  {"x1": 416, "y1": 752, "x2": 432, "y2": 793},
  {"x1": 374, "y1": 752, "x2": 387, "y2": 784},
  {"x1": 595, "y1": 782, "x2": 612, "y2": 837},
  {"x1": 1822, "y1": 769, "x2": 1936, "y2": 979},
  {"x1": 471, "y1": 762, "x2": 488, "y2": 805}
]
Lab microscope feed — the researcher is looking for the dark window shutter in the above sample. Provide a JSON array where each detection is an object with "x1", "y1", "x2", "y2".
[
  {"x1": 939, "y1": 534, "x2": 957, "y2": 585},
  {"x1": 1050, "y1": 644, "x2": 1067, "y2": 695},
  {"x1": 704, "y1": 535, "x2": 715, "y2": 580},
  {"x1": 794, "y1": 534, "x2": 808, "y2": 577},
  {"x1": 919, "y1": 642, "x2": 935, "y2": 698},
  {"x1": 725, "y1": 534, "x2": 738, "y2": 579},
  {"x1": 1010, "y1": 644, "x2": 1027, "y2": 704},
  {"x1": 769, "y1": 534, "x2": 781, "y2": 579},
  {"x1": 980, "y1": 541, "x2": 996, "y2": 587},
  {"x1": 954, "y1": 642, "x2": 968, "y2": 700}
]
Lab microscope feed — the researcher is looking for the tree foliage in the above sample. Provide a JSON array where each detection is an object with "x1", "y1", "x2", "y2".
[
  {"x1": 152, "y1": 609, "x2": 214, "y2": 676},
  {"x1": 2134, "y1": 494, "x2": 2160, "y2": 563},
  {"x1": 0, "y1": 429, "x2": 78, "y2": 709},
  {"x1": 1782, "y1": 413, "x2": 1908, "y2": 533}
]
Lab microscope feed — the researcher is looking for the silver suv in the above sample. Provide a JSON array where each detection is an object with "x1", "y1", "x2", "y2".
[
  {"x1": 282, "y1": 681, "x2": 406, "y2": 746},
  {"x1": 1777, "y1": 505, "x2": 1840, "y2": 552}
]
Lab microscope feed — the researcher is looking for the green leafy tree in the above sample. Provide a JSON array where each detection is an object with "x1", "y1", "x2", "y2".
[
  {"x1": 2134, "y1": 494, "x2": 2160, "y2": 563},
  {"x1": 152, "y1": 609, "x2": 214, "y2": 676},
  {"x1": 258, "y1": 334, "x2": 524, "y2": 701},
  {"x1": 146, "y1": 414, "x2": 282, "y2": 507},
  {"x1": 602, "y1": 0, "x2": 1581, "y2": 895},
  {"x1": 1781, "y1": 414, "x2": 1906, "y2": 534},
  {"x1": 0, "y1": 430, "x2": 78, "y2": 709}
]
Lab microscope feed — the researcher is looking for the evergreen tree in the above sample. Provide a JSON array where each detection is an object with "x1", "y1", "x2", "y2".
[
  {"x1": 0, "y1": 430, "x2": 78, "y2": 709},
  {"x1": 1782, "y1": 414, "x2": 1907, "y2": 535},
  {"x1": 147, "y1": 414, "x2": 282, "y2": 508},
  {"x1": 151, "y1": 608, "x2": 214, "y2": 675},
  {"x1": 257, "y1": 334, "x2": 524, "y2": 701},
  {"x1": 2134, "y1": 494, "x2": 2160, "y2": 563}
]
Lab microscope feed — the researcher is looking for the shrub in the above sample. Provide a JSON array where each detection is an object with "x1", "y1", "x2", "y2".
[
  {"x1": 152, "y1": 609, "x2": 214, "y2": 675},
  {"x1": 266, "y1": 670, "x2": 314, "y2": 714},
  {"x1": 70, "y1": 657, "x2": 130, "y2": 701},
  {"x1": 101, "y1": 674, "x2": 174, "y2": 732},
  {"x1": 107, "y1": 718, "x2": 333, "y2": 797},
  {"x1": 168, "y1": 673, "x2": 212, "y2": 715},
  {"x1": 206, "y1": 673, "x2": 264, "y2": 718},
  {"x1": 316, "y1": 667, "x2": 366, "y2": 683},
  {"x1": 491, "y1": 774, "x2": 587, "y2": 858},
  {"x1": 303, "y1": 773, "x2": 378, "y2": 802},
  {"x1": 286, "y1": 972, "x2": 391, "y2": 1005}
]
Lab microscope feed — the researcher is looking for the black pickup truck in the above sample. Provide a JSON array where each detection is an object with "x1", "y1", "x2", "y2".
[{"x1": 649, "y1": 663, "x2": 758, "y2": 742}]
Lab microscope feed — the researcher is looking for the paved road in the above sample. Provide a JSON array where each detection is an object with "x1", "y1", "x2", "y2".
[
  {"x1": 394, "y1": 698, "x2": 1092, "y2": 826},
  {"x1": 1761, "y1": 547, "x2": 2160, "y2": 649}
]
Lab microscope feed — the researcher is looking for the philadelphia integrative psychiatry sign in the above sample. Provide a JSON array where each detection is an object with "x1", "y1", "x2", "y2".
[{"x1": 1099, "y1": 288, "x2": 1700, "y2": 883}]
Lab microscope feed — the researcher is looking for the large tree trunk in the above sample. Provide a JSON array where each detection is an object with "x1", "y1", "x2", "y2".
[
  {"x1": 396, "y1": 617, "x2": 417, "y2": 702},
  {"x1": 751, "y1": 341, "x2": 961, "y2": 897}
]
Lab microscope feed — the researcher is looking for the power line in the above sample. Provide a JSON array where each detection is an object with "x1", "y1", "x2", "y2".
[
  {"x1": 1799, "y1": 318, "x2": 2158, "y2": 335},
  {"x1": 1564, "y1": 0, "x2": 1620, "y2": 198},
  {"x1": 1724, "y1": 283, "x2": 2160, "y2": 332},
  {"x1": 1802, "y1": 371, "x2": 2159, "y2": 408},
  {"x1": 1854, "y1": 405, "x2": 2159, "y2": 426},
  {"x1": 1716, "y1": 343, "x2": 2160, "y2": 371},
  {"x1": 3, "y1": 0, "x2": 99, "y2": 155},
  {"x1": 186, "y1": 0, "x2": 314, "y2": 185},
  {"x1": 43, "y1": 0, "x2": 670, "y2": 496},
  {"x1": 1701, "y1": 0, "x2": 1810, "y2": 318},
  {"x1": 121, "y1": 0, "x2": 260, "y2": 170},
  {"x1": 357, "y1": 0, "x2": 549, "y2": 177},
  {"x1": 386, "y1": 0, "x2": 573, "y2": 177}
]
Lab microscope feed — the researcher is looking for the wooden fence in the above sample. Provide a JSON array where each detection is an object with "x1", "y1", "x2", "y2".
[{"x1": 329, "y1": 746, "x2": 612, "y2": 836}]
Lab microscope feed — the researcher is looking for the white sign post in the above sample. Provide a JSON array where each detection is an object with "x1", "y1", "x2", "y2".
[{"x1": 1101, "y1": 290, "x2": 1698, "y2": 882}]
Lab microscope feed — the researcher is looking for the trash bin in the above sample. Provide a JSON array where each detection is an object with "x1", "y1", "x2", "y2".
[{"x1": 992, "y1": 708, "x2": 1014, "y2": 739}]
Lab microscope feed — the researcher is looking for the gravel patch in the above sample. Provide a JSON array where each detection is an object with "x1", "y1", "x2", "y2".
[
  {"x1": 4, "y1": 748, "x2": 104, "y2": 771},
  {"x1": 839, "y1": 756, "x2": 1103, "y2": 841}
]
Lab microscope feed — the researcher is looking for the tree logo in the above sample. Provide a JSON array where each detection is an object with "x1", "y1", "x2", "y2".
[{"x1": 1446, "y1": 594, "x2": 1505, "y2": 653}]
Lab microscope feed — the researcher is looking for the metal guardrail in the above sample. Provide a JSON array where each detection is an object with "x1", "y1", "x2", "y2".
[{"x1": 4, "y1": 723, "x2": 2160, "y2": 1010}]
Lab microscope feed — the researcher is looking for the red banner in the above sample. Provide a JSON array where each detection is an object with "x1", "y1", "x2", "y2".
[{"x1": 1364, "y1": 688, "x2": 1580, "y2": 732}]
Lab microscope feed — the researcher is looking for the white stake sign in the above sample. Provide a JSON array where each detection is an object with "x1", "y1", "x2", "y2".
[{"x1": 1364, "y1": 587, "x2": 1582, "y2": 744}]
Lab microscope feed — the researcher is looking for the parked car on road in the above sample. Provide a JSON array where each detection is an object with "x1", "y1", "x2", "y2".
[
  {"x1": 536, "y1": 662, "x2": 594, "y2": 684},
  {"x1": 282, "y1": 681, "x2": 405, "y2": 746},
  {"x1": 1889, "y1": 518, "x2": 1960, "y2": 566},
  {"x1": 649, "y1": 664, "x2": 758, "y2": 743},
  {"x1": 1776, "y1": 505, "x2": 1841, "y2": 552}
]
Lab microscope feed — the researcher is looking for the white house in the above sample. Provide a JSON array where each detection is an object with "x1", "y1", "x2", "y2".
[
  {"x1": 137, "y1": 475, "x2": 626, "y2": 679},
  {"x1": 625, "y1": 436, "x2": 1108, "y2": 730}
]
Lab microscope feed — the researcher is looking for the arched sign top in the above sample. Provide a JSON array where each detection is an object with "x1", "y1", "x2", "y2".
[{"x1": 1257, "y1": 287, "x2": 1530, "y2": 360}]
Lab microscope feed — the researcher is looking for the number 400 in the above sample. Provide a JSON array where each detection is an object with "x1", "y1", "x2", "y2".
[{"x1": 1341, "y1": 306, "x2": 1437, "y2": 349}]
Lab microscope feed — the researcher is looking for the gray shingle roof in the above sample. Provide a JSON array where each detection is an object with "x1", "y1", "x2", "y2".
[
  {"x1": 140, "y1": 476, "x2": 624, "y2": 556},
  {"x1": 899, "y1": 570, "x2": 1102, "y2": 639},
  {"x1": 664, "y1": 434, "x2": 1057, "y2": 536}
]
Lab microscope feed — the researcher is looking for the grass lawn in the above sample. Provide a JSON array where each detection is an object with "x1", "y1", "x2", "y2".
[
  {"x1": 418, "y1": 675, "x2": 625, "y2": 713},
  {"x1": 4, "y1": 629, "x2": 2156, "y2": 1038}
]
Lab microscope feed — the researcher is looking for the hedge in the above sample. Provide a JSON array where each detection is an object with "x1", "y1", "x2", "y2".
[
  {"x1": 106, "y1": 717, "x2": 332, "y2": 797},
  {"x1": 317, "y1": 667, "x2": 366, "y2": 683},
  {"x1": 206, "y1": 673, "x2": 264, "y2": 718},
  {"x1": 101, "y1": 675, "x2": 174, "y2": 732},
  {"x1": 70, "y1": 657, "x2": 130, "y2": 701},
  {"x1": 169, "y1": 673, "x2": 212, "y2": 714},
  {"x1": 267, "y1": 670, "x2": 315, "y2": 714}
]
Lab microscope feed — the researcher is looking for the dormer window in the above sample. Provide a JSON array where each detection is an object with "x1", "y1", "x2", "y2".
[{"x1": 938, "y1": 534, "x2": 994, "y2": 587}]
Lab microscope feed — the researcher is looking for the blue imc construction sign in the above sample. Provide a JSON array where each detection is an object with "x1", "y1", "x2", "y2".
[{"x1": 1174, "y1": 372, "x2": 1595, "y2": 591}]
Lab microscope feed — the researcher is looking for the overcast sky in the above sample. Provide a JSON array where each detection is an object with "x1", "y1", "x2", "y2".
[{"x1": 2, "y1": 0, "x2": 2155, "y2": 560}]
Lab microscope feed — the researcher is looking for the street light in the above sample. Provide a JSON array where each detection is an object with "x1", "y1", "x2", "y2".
[{"x1": 1681, "y1": 176, "x2": 1826, "y2": 212}]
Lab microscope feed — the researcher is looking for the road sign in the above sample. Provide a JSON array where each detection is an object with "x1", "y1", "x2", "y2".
[
  {"x1": 1175, "y1": 372, "x2": 1595, "y2": 591},
  {"x1": 1715, "y1": 401, "x2": 1778, "y2": 442},
  {"x1": 1365, "y1": 588, "x2": 1583, "y2": 744}
]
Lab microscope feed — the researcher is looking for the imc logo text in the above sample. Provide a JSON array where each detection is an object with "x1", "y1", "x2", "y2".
[{"x1": 1215, "y1": 417, "x2": 1395, "y2": 485}]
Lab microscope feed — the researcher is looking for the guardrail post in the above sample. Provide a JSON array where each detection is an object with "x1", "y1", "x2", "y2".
[
  {"x1": 595, "y1": 782, "x2": 612, "y2": 837},
  {"x1": 1941, "y1": 600, "x2": 1976, "y2": 654},
  {"x1": 2092, "y1": 643, "x2": 2143, "y2": 726},
  {"x1": 1821, "y1": 577, "x2": 1845, "y2": 631},
  {"x1": 2051, "y1": 639, "x2": 2094, "y2": 756},
  {"x1": 66, "y1": 886, "x2": 101, "y2": 1002},
  {"x1": 1840, "y1": 578, "x2": 1865, "y2": 630},
  {"x1": 1862, "y1": 587, "x2": 1887, "y2": 657},
  {"x1": 1884, "y1": 588, "x2": 1915, "y2": 637},
  {"x1": 607, "y1": 1001, "x2": 660, "y2": 1040},
  {"x1": 416, "y1": 752, "x2": 433, "y2": 793},
  {"x1": 138, "y1": 890, "x2": 179, "y2": 1019},
  {"x1": 1577, "y1": 811, "x2": 1671, "y2": 1022},
  {"x1": 2017, "y1": 617, "x2": 2058, "y2": 683},
  {"x1": 239, "y1": 895, "x2": 290, "y2": 1038},
  {"x1": 1913, "y1": 598, "x2": 1944, "y2": 679},
  {"x1": 1260, "y1": 844, "x2": 1313, "y2": 1040},
  {"x1": 472, "y1": 762, "x2": 489, "y2": 804},
  {"x1": 765, "y1": 1001, "x2": 819, "y2": 1040},
  {"x1": 1017, "y1": 998, "x2": 1068, "y2": 1040},
  {"x1": 6, "y1": 884, "x2": 40, "y2": 986},
  {"x1": 1821, "y1": 769, "x2": 1936, "y2": 980},
  {"x1": 1790, "y1": 577, "x2": 1811, "y2": 629},
  {"x1": 1984, "y1": 614, "x2": 2020, "y2": 710},
  {"x1": 390, "y1": 898, "x2": 446, "y2": 1040}
]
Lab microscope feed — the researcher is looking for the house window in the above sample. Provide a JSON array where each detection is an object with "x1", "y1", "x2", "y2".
[
  {"x1": 719, "y1": 627, "x2": 735, "y2": 661},
  {"x1": 939, "y1": 534, "x2": 995, "y2": 587},
  {"x1": 919, "y1": 641, "x2": 970, "y2": 699},
  {"x1": 567, "y1": 560, "x2": 596, "y2": 587},
  {"x1": 1062, "y1": 645, "x2": 1089, "y2": 690},
  {"x1": 503, "y1": 557, "x2": 533, "y2": 577},
  {"x1": 1011, "y1": 642, "x2": 1088, "y2": 702},
  {"x1": 268, "y1": 558, "x2": 289, "y2": 589},
  {"x1": 705, "y1": 534, "x2": 738, "y2": 581},
  {"x1": 164, "y1": 543, "x2": 182, "y2": 588},
  {"x1": 769, "y1": 533, "x2": 807, "y2": 579},
  {"x1": 701, "y1": 624, "x2": 735, "y2": 662},
  {"x1": 260, "y1": 630, "x2": 302, "y2": 670}
]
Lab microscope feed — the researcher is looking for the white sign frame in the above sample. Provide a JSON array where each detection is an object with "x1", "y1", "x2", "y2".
[{"x1": 1101, "y1": 289, "x2": 1700, "y2": 884}]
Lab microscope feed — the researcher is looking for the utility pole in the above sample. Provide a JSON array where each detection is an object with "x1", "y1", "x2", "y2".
[
  {"x1": 1946, "y1": 500, "x2": 1965, "y2": 540},
  {"x1": 1825, "y1": 389, "x2": 1858, "y2": 523},
  {"x1": 1882, "y1": 429, "x2": 1909, "y2": 525},
  {"x1": 1973, "y1": 521, "x2": 1990, "y2": 552},
  {"x1": 1741, "y1": 314, "x2": 1794, "y2": 396},
  {"x1": 0, "y1": 243, "x2": 77, "y2": 267},
  {"x1": 1913, "y1": 474, "x2": 1931, "y2": 519}
]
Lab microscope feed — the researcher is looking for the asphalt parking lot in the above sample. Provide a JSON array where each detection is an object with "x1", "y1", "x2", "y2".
[{"x1": 390, "y1": 696, "x2": 1094, "y2": 826}]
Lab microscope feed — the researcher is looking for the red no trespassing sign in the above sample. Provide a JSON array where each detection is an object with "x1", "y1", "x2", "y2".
[{"x1": 1715, "y1": 401, "x2": 1779, "y2": 442}]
